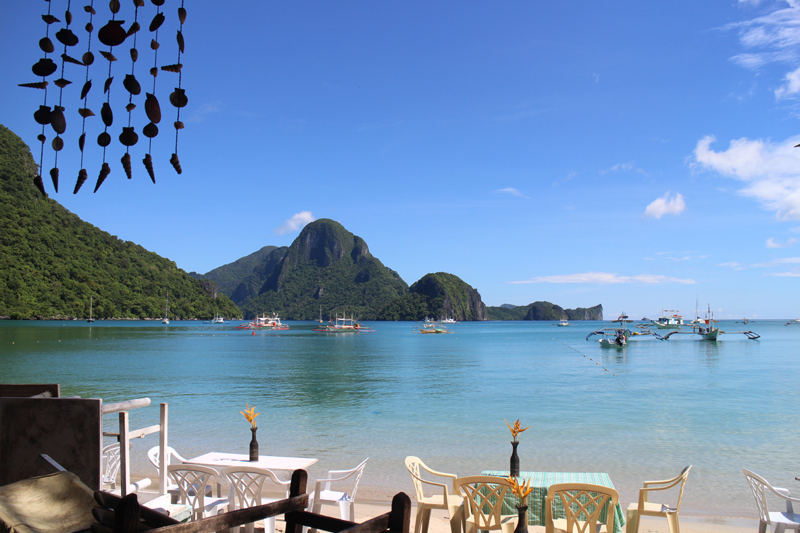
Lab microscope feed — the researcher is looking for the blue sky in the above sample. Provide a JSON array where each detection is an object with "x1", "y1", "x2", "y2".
[{"x1": 3, "y1": 1, "x2": 800, "y2": 319}]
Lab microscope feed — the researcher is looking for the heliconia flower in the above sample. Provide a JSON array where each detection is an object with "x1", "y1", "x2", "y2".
[
  {"x1": 506, "y1": 475, "x2": 532, "y2": 500},
  {"x1": 505, "y1": 418, "x2": 530, "y2": 442},
  {"x1": 240, "y1": 403, "x2": 260, "y2": 428}
]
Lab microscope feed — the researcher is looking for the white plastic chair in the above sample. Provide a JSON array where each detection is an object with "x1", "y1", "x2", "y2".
[
  {"x1": 625, "y1": 466, "x2": 691, "y2": 533},
  {"x1": 405, "y1": 456, "x2": 460, "y2": 533},
  {"x1": 223, "y1": 466, "x2": 292, "y2": 533},
  {"x1": 148, "y1": 445, "x2": 213, "y2": 501},
  {"x1": 167, "y1": 464, "x2": 229, "y2": 521},
  {"x1": 307, "y1": 457, "x2": 369, "y2": 533},
  {"x1": 743, "y1": 469, "x2": 800, "y2": 533},
  {"x1": 101, "y1": 443, "x2": 122, "y2": 491}
]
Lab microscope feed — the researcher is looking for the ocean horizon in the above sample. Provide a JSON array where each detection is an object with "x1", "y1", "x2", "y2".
[{"x1": 2, "y1": 319, "x2": 797, "y2": 519}]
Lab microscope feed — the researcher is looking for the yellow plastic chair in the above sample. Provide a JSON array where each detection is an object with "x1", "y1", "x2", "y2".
[
  {"x1": 625, "y1": 466, "x2": 691, "y2": 533},
  {"x1": 405, "y1": 456, "x2": 460, "y2": 533},
  {"x1": 546, "y1": 483, "x2": 619, "y2": 533},
  {"x1": 449, "y1": 476, "x2": 518, "y2": 533}
]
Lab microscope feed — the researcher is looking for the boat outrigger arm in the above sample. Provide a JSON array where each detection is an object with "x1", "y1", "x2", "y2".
[{"x1": 655, "y1": 329, "x2": 760, "y2": 340}]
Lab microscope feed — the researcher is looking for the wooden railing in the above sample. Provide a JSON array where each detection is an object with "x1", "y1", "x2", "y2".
[{"x1": 94, "y1": 469, "x2": 410, "y2": 533}]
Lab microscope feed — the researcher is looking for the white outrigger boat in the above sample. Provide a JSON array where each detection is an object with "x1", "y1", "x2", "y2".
[
  {"x1": 236, "y1": 312, "x2": 289, "y2": 330},
  {"x1": 586, "y1": 313, "x2": 642, "y2": 348},
  {"x1": 313, "y1": 314, "x2": 374, "y2": 333},
  {"x1": 655, "y1": 305, "x2": 759, "y2": 341},
  {"x1": 651, "y1": 309, "x2": 684, "y2": 329}
]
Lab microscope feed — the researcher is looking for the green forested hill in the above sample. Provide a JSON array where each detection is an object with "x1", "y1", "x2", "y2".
[
  {"x1": 377, "y1": 272, "x2": 487, "y2": 321},
  {"x1": 0, "y1": 125, "x2": 240, "y2": 320},
  {"x1": 485, "y1": 301, "x2": 603, "y2": 320},
  {"x1": 239, "y1": 219, "x2": 408, "y2": 319},
  {"x1": 190, "y1": 245, "x2": 288, "y2": 304}
]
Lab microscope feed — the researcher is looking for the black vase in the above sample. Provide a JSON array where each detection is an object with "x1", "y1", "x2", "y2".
[
  {"x1": 249, "y1": 427, "x2": 259, "y2": 461},
  {"x1": 514, "y1": 505, "x2": 529, "y2": 533},
  {"x1": 510, "y1": 441, "x2": 520, "y2": 477}
]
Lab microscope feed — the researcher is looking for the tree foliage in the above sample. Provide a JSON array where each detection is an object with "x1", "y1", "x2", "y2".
[{"x1": 0, "y1": 125, "x2": 240, "y2": 320}]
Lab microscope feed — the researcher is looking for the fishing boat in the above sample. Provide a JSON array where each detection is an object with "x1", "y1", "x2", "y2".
[
  {"x1": 586, "y1": 313, "x2": 636, "y2": 348},
  {"x1": 419, "y1": 320, "x2": 453, "y2": 334},
  {"x1": 318, "y1": 306, "x2": 324, "y2": 323},
  {"x1": 651, "y1": 309, "x2": 684, "y2": 329},
  {"x1": 557, "y1": 318, "x2": 570, "y2": 327},
  {"x1": 440, "y1": 316, "x2": 458, "y2": 324},
  {"x1": 205, "y1": 313, "x2": 225, "y2": 324},
  {"x1": 313, "y1": 314, "x2": 374, "y2": 333},
  {"x1": 87, "y1": 297, "x2": 94, "y2": 323},
  {"x1": 236, "y1": 313, "x2": 289, "y2": 330},
  {"x1": 162, "y1": 294, "x2": 169, "y2": 324}
]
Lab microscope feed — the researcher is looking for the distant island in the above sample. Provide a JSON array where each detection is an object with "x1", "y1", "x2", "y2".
[{"x1": 486, "y1": 302, "x2": 603, "y2": 321}]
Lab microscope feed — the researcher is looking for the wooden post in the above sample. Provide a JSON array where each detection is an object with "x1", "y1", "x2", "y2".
[
  {"x1": 388, "y1": 493, "x2": 411, "y2": 533},
  {"x1": 120, "y1": 411, "x2": 130, "y2": 496},
  {"x1": 159, "y1": 403, "x2": 168, "y2": 496},
  {"x1": 284, "y1": 469, "x2": 308, "y2": 533}
]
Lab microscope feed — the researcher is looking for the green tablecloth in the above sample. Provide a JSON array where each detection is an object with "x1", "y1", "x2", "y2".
[{"x1": 480, "y1": 471, "x2": 625, "y2": 533}]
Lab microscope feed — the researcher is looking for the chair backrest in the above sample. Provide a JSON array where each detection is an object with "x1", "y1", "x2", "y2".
[
  {"x1": 102, "y1": 443, "x2": 122, "y2": 487},
  {"x1": 672, "y1": 466, "x2": 691, "y2": 512},
  {"x1": 545, "y1": 483, "x2": 619, "y2": 533},
  {"x1": 168, "y1": 464, "x2": 223, "y2": 520},
  {"x1": 223, "y1": 466, "x2": 290, "y2": 507},
  {"x1": 405, "y1": 456, "x2": 428, "y2": 502},
  {"x1": 453, "y1": 476, "x2": 513, "y2": 532},
  {"x1": 148, "y1": 446, "x2": 187, "y2": 473},
  {"x1": 321, "y1": 457, "x2": 369, "y2": 500},
  {"x1": 743, "y1": 469, "x2": 775, "y2": 524}
]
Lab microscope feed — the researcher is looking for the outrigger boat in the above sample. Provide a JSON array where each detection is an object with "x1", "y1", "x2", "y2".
[
  {"x1": 557, "y1": 318, "x2": 570, "y2": 327},
  {"x1": 651, "y1": 309, "x2": 684, "y2": 329},
  {"x1": 656, "y1": 305, "x2": 760, "y2": 341},
  {"x1": 236, "y1": 312, "x2": 289, "y2": 330},
  {"x1": 418, "y1": 320, "x2": 453, "y2": 334},
  {"x1": 313, "y1": 314, "x2": 374, "y2": 333},
  {"x1": 586, "y1": 313, "x2": 639, "y2": 347},
  {"x1": 440, "y1": 316, "x2": 458, "y2": 324}
]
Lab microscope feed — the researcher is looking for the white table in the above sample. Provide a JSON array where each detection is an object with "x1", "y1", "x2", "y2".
[{"x1": 186, "y1": 452, "x2": 318, "y2": 482}]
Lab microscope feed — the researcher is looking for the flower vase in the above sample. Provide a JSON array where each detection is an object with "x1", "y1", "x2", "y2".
[
  {"x1": 510, "y1": 441, "x2": 520, "y2": 477},
  {"x1": 249, "y1": 427, "x2": 259, "y2": 461},
  {"x1": 514, "y1": 505, "x2": 529, "y2": 533}
]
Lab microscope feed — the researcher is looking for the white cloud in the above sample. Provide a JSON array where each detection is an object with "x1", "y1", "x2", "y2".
[
  {"x1": 274, "y1": 211, "x2": 315, "y2": 235},
  {"x1": 509, "y1": 272, "x2": 696, "y2": 285},
  {"x1": 600, "y1": 162, "x2": 648, "y2": 177},
  {"x1": 766, "y1": 236, "x2": 798, "y2": 247},
  {"x1": 644, "y1": 192, "x2": 686, "y2": 219},
  {"x1": 724, "y1": 2, "x2": 800, "y2": 99},
  {"x1": 693, "y1": 135, "x2": 800, "y2": 219},
  {"x1": 494, "y1": 187, "x2": 530, "y2": 199},
  {"x1": 186, "y1": 101, "x2": 223, "y2": 123},
  {"x1": 776, "y1": 65, "x2": 800, "y2": 98},
  {"x1": 770, "y1": 271, "x2": 800, "y2": 276}
]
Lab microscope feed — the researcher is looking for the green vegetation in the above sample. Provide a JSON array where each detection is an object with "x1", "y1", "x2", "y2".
[
  {"x1": 0, "y1": 125, "x2": 240, "y2": 320},
  {"x1": 192, "y1": 245, "x2": 288, "y2": 305},
  {"x1": 485, "y1": 302, "x2": 603, "y2": 321},
  {"x1": 239, "y1": 219, "x2": 408, "y2": 319},
  {"x1": 377, "y1": 272, "x2": 486, "y2": 321}
]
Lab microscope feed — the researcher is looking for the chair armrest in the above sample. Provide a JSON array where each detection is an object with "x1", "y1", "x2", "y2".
[{"x1": 420, "y1": 464, "x2": 458, "y2": 480}]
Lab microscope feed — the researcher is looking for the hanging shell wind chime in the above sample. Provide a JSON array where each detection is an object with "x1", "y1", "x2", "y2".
[{"x1": 20, "y1": 0, "x2": 189, "y2": 196}]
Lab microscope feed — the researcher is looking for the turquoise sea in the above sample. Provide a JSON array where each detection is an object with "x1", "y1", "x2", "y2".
[{"x1": 1, "y1": 319, "x2": 798, "y2": 519}]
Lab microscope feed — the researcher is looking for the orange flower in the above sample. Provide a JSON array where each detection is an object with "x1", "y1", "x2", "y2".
[
  {"x1": 506, "y1": 476, "x2": 532, "y2": 501},
  {"x1": 505, "y1": 418, "x2": 530, "y2": 443},
  {"x1": 240, "y1": 403, "x2": 260, "y2": 428}
]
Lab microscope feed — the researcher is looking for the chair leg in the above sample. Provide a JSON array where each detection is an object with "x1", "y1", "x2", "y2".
[
  {"x1": 774, "y1": 524, "x2": 786, "y2": 533},
  {"x1": 338, "y1": 499, "x2": 353, "y2": 521},
  {"x1": 265, "y1": 516, "x2": 276, "y2": 533},
  {"x1": 449, "y1": 504, "x2": 464, "y2": 533},
  {"x1": 666, "y1": 513, "x2": 680, "y2": 533},
  {"x1": 625, "y1": 509, "x2": 639, "y2": 533},
  {"x1": 420, "y1": 507, "x2": 432, "y2": 533},
  {"x1": 758, "y1": 521, "x2": 768, "y2": 533},
  {"x1": 415, "y1": 506, "x2": 425, "y2": 533}
]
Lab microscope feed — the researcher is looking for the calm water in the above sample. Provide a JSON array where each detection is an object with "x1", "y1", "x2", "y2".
[{"x1": 1, "y1": 319, "x2": 798, "y2": 518}]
